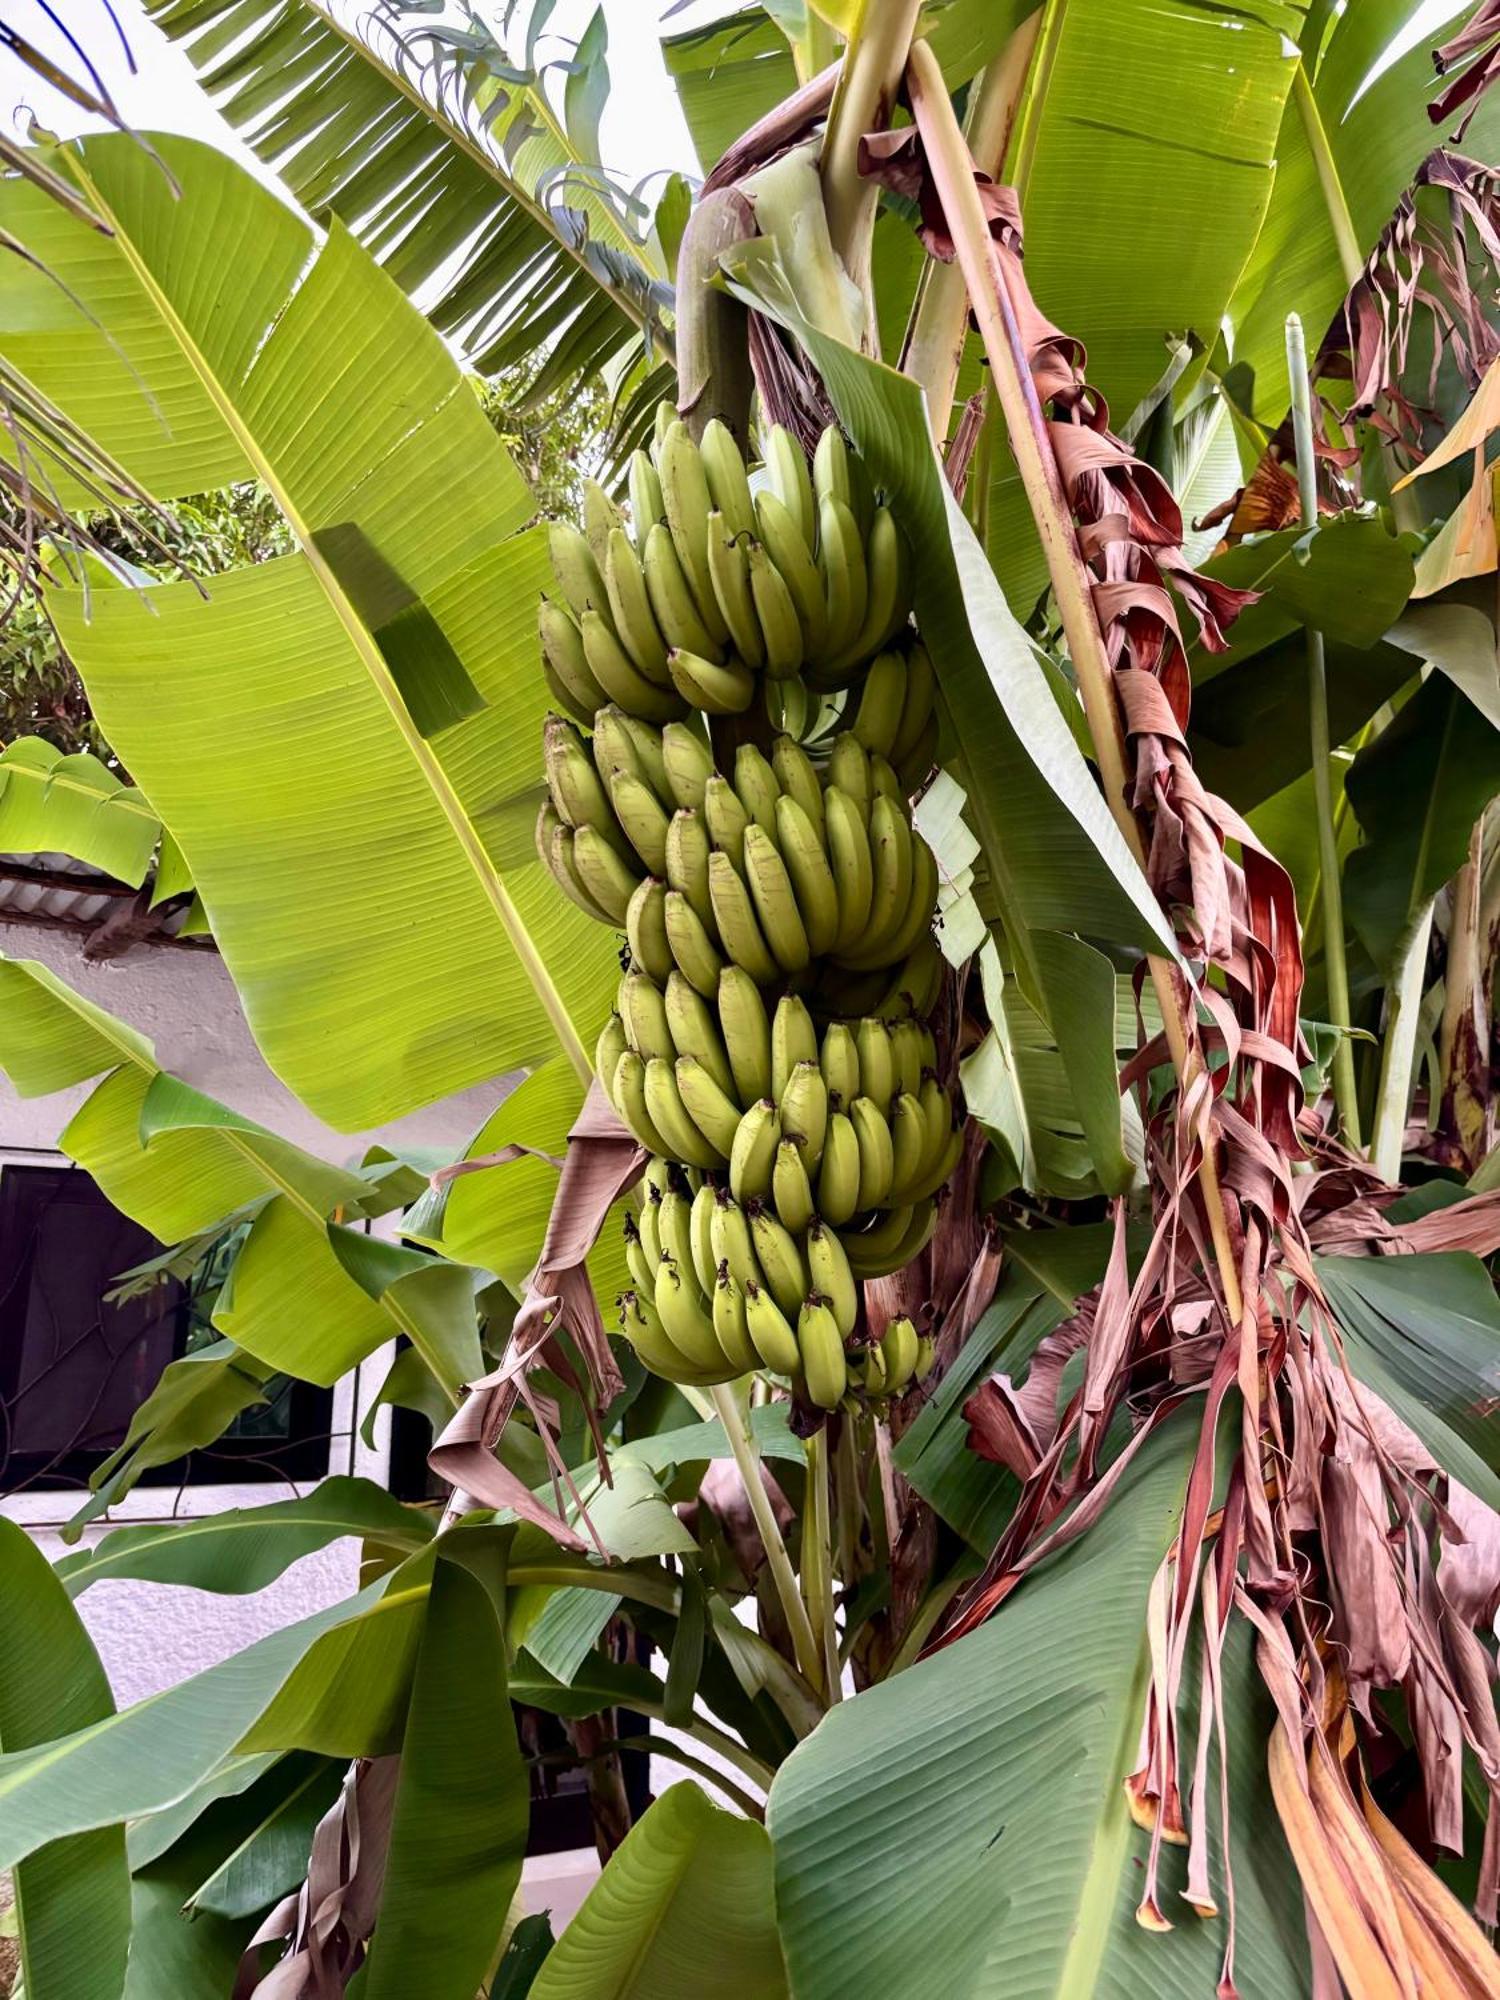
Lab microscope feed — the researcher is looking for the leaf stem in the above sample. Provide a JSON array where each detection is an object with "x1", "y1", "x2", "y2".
[
  {"x1": 905, "y1": 38, "x2": 1245, "y2": 1322},
  {"x1": 708, "y1": 1383, "x2": 826, "y2": 1698},
  {"x1": 820, "y1": 0, "x2": 925, "y2": 333},
  {"x1": 802, "y1": 1426, "x2": 841, "y2": 1702},
  {"x1": 1370, "y1": 903, "x2": 1435, "y2": 1182},
  {"x1": 1286, "y1": 312, "x2": 1360, "y2": 1147}
]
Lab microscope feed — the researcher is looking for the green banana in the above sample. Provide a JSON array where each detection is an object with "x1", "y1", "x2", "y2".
[
  {"x1": 855, "y1": 1018, "x2": 894, "y2": 1116},
  {"x1": 825, "y1": 787, "x2": 874, "y2": 952},
  {"x1": 548, "y1": 519, "x2": 609, "y2": 620},
  {"x1": 622, "y1": 1213, "x2": 656, "y2": 1297},
  {"x1": 842, "y1": 1203, "x2": 915, "y2": 1278},
  {"x1": 743, "y1": 824, "x2": 811, "y2": 974},
  {"x1": 905, "y1": 1115, "x2": 963, "y2": 1203},
  {"x1": 746, "y1": 539, "x2": 804, "y2": 679},
  {"x1": 596, "y1": 1013, "x2": 628, "y2": 1099},
  {"x1": 582, "y1": 478, "x2": 622, "y2": 565},
  {"x1": 769, "y1": 734, "x2": 825, "y2": 837},
  {"x1": 851, "y1": 1094, "x2": 895, "y2": 1207},
  {"x1": 718, "y1": 965, "x2": 773, "y2": 1105},
  {"x1": 818, "y1": 1021, "x2": 861, "y2": 1105},
  {"x1": 706, "y1": 515, "x2": 765, "y2": 668},
  {"x1": 626, "y1": 877, "x2": 675, "y2": 985},
  {"x1": 645, "y1": 1056, "x2": 725, "y2": 1169},
  {"x1": 877, "y1": 936, "x2": 944, "y2": 1020},
  {"x1": 659, "y1": 420, "x2": 730, "y2": 644},
  {"x1": 543, "y1": 715, "x2": 625, "y2": 849},
  {"x1": 605, "y1": 527, "x2": 673, "y2": 684},
  {"x1": 539, "y1": 599, "x2": 610, "y2": 718},
  {"x1": 661, "y1": 722, "x2": 715, "y2": 811},
  {"x1": 765, "y1": 424, "x2": 816, "y2": 547},
  {"x1": 840, "y1": 826, "x2": 936, "y2": 972},
  {"x1": 767, "y1": 674, "x2": 811, "y2": 741},
  {"x1": 708, "y1": 850, "x2": 780, "y2": 984},
  {"x1": 817, "y1": 494, "x2": 868, "y2": 663},
  {"x1": 664, "y1": 971, "x2": 735, "y2": 1098},
  {"x1": 657, "y1": 1186, "x2": 697, "y2": 1276},
  {"x1": 770, "y1": 994, "x2": 819, "y2": 1100},
  {"x1": 816, "y1": 1111, "x2": 862, "y2": 1226},
  {"x1": 915, "y1": 1334, "x2": 936, "y2": 1380},
  {"x1": 655, "y1": 1257, "x2": 727, "y2": 1374},
  {"x1": 798, "y1": 1296, "x2": 848, "y2": 1411},
  {"x1": 572, "y1": 824, "x2": 642, "y2": 923},
  {"x1": 896, "y1": 712, "x2": 940, "y2": 790},
  {"x1": 889, "y1": 1018, "x2": 926, "y2": 1100},
  {"x1": 668, "y1": 647, "x2": 756, "y2": 716},
  {"x1": 594, "y1": 706, "x2": 657, "y2": 804},
  {"x1": 664, "y1": 808, "x2": 715, "y2": 936},
  {"x1": 755, "y1": 490, "x2": 827, "y2": 657},
  {"x1": 613, "y1": 1051, "x2": 672, "y2": 1154},
  {"x1": 838, "y1": 506, "x2": 909, "y2": 668},
  {"x1": 773, "y1": 794, "x2": 839, "y2": 957},
  {"x1": 582, "y1": 609, "x2": 687, "y2": 723},
  {"x1": 703, "y1": 774, "x2": 751, "y2": 870},
  {"x1": 690, "y1": 1179, "x2": 720, "y2": 1294},
  {"x1": 619, "y1": 968, "x2": 674, "y2": 1062},
  {"x1": 643, "y1": 522, "x2": 723, "y2": 661},
  {"x1": 699, "y1": 417, "x2": 757, "y2": 539},
  {"x1": 653, "y1": 400, "x2": 676, "y2": 452},
  {"x1": 861, "y1": 1340, "x2": 889, "y2": 1397},
  {"x1": 616, "y1": 713, "x2": 673, "y2": 802},
  {"x1": 676, "y1": 1054, "x2": 744, "y2": 1158},
  {"x1": 827, "y1": 733, "x2": 872, "y2": 823},
  {"x1": 540, "y1": 806, "x2": 611, "y2": 922},
  {"x1": 880, "y1": 1314, "x2": 920, "y2": 1392},
  {"x1": 745, "y1": 1278, "x2": 802, "y2": 1375},
  {"x1": 606, "y1": 766, "x2": 671, "y2": 875},
  {"x1": 888, "y1": 1090, "x2": 927, "y2": 1202},
  {"x1": 629, "y1": 449, "x2": 666, "y2": 537},
  {"x1": 813, "y1": 425, "x2": 852, "y2": 512},
  {"x1": 749, "y1": 1204, "x2": 807, "y2": 1316},
  {"x1": 779, "y1": 1059, "x2": 829, "y2": 1171},
  {"x1": 712, "y1": 1266, "x2": 761, "y2": 1374},
  {"x1": 638, "y1": 1180, "x2": 664, "y2": 1262},
  {"x1": 729, "y1": 1098, "x2": 780, "y2": 1203},
  {"x1": 772, "y1": 1138, "x2": 815, "y2": 1234},
  {"x1": 890, "y1": 643, "x2": 936, "y2": 764},
  {"x1": 807, "y1": 1217, "x2": 857, "y2": 1338},
  {"x1": 709, "y1": 1189, "x2": 760, "y2": 1292},
  {"x1": 850, "y1": 793, "x2": 914, "y2": 963},
  {"x1": 849, "y1": 650, "x2": 908, "y2": 759},
  {"x1": 621, "y1": 1289, "x2": 722, "y2": 1386},
  {"x1": 663, "y1": 889, "x2": 725, "y2": 998}
]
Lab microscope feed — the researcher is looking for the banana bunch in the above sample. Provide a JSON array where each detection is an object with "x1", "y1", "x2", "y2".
[
  {"x1": 537, "y1": 710, "x2": 941, "y2": 979},
  {"x1": 537, "y1": 406, "x2": 914, "y2": 734}
]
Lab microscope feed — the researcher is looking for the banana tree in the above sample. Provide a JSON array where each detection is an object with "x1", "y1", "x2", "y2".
[{"x1": 0, "y1": 4, "x2": 1499, "y2": 1998}]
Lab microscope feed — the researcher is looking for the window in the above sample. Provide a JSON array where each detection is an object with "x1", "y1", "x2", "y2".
[{"x1": 0, "y1": 1159, "x2": 343, "y2": 1511}]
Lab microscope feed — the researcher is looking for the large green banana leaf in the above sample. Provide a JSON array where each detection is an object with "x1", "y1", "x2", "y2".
[
  {"x1": 0, "y1": 132, "x2": 615, "y2": 1129},
  {"x1": 768, "y1": 1412, "x2": 1310, "y2": 1998},
  {"x1": 143, "y1": 0, "x2": 669, "y2": 409},
  {"x1": 176, "y1": 1753, "x2": 342, "y2": 1923},
  {"x1": 0, "y1": 1520, "x2": 130, "y2": 2000}
]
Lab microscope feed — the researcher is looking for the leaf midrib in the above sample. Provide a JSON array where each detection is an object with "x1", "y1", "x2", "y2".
[
  {"x1": 0, "y1": 756, "x2": 157, "y2": 820},
  {"x1": 61, "y1": 146, "x2": 593, "y2": 1090},
  {"x1": 65, "y1": 1507, "x2": 427, "y2": 1594}
]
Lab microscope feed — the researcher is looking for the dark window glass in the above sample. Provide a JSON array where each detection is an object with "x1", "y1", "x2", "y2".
[{"x1": 0, "y1": 1164, "x2": 332, "y2": 1494}]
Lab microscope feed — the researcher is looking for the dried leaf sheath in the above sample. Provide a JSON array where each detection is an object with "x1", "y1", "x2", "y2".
[{"x1": 885, "y1": 68, "x2": 1500, "y2": 1989}]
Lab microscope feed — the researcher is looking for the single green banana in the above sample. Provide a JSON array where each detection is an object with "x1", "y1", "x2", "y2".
[
  {"x1": 773, "y1": 794, "x2": 839, "y2": 957},
  {"x1": 813, "y1": 425, "x2": 852, "y2": 512},
  {"x1": 754, "y1": 489, "x2": 828, "y2": 656},
  {"x1": 605, "y1": 526, "x2": 673, "y2": 684},
  {"x1": 915, "y1": 1334, "x2": 936, "y2": 1380},
  {"x1": 663, "y1": 889, "x2": 725, "y2": 998},
  {"x1": 798, "y1": 1295, "x2": 848, "y2": 1411},
  {"x1": 743, "y1": 824, "x2": 811, "y2": 974},
  {"x1": 657, "y1": 1186, "x2": 697, "y2": 1277},
  {"x1": 544, "y1": 714, "x2": 625, "y2": 847},
  {"x1": 839, "y1": 826, "x2": 936, "y2": 972},
  {"x1": 606, "y1": 766, "x2": 671, "y2": 875},
  {"x1": 699, "y1": 417, "x2": 757, "y2": 539},
  {"x1": 613, "y1": 1051, "x2": 672, "y2": 1154},
  {"x1": 615, "y1": 713, "x2": 673, "y2": 803},
  {"x1": 594, "y1": 705, "x2": 656, "y2": 803},
  {"x1": 653, "y1": 400, "x2": 676, "y2": 453},
  {"x1": 676, "y1": 1054, "x2": 744, "y2": 1157},
  {"x1": 745, "y1": 1278, "x2": 802, "y2": 1375},
  {"x1": 807, "y1": 1218, "x2": 858, "y2": 1339},
  {"x1": 583, "y1": 477, "x2": 624, "y2": 565},
  {"x1": 850, "y1": 1094, "x2": 895, "y2": 1207},
  {"x1": 712, "y1": 1266, "x2": 761, "y2": 1374},
  {"x1": 854, "y1": 1019, "x2": 894, "y2": 1116},
  {"x1": 706, "y1": 514, "x2": 766, "y2": 668},
  {"x1": 621, "y1": 1289, "x2": 722, "y2": 1385},
  {"x1": 849, "y1": 650, "x2": 908, "y2": 759},
  {"x1": 825, "y1": 786, "x2": 874, "y2": 952},
  {"x1": 764, "y1": 424, "x2": 816, "y2": 548},
  {"x1": 626, "y1": 877, "x2": 675, "y2": 984},
  {"x1": 746, "y1": 539, "x2": 804, "y2": 679},
  {"x1": 639, "y1": 1178, "x2": 664, "y2": 1261},
  {"x1": 622, "y1": 1213, "x2": 656, "y2": 1297},
  {"x1": 766, "y1": 673, "x2": 811, "y2": 741},
  {"x1": 876, "y1": 936, "x2": 944, "y2": 1020},
  {"x1": 890, "y1": 642, "x2": 936, "y2": 765},
  {"x1": 619, "y1": 968, "x2": 675, "y2": 1062},
  {"x1": 661, "y1": 722, "x2": 715, "y2": 811},
  {"x1": 770, "y1": 993, "x2": 819, "y2": 1100},
  {"x1": 690, "y1": 1179, "x2": 720, "y2": 1295},
  {"x1": 842, "y1": 1203, "x2": 916, "y2": 1279},
  {"x1": 889, "y1": 1019, "x2": 926, "y2": 1101},
  {"x1": 703, "y1": 774, "x2": 751, "y2": 870},
  {"x1": 732, "y1": 743, "x2": 781, "y2": 837},
  {"x1": 718, "y1": 965, "x2": 773, "y2": 1105},
  {"x1": 539, "y1": 807, "x2": 611, "y2": 922},
  {"x1": 827, "y1": 733, "x2": 872, "y2": 823},
  {"x1": 816, "y1": 1111, "x2": 862, "y2": 1226},
  {"x1": 837, "y1": 506, "x2": 910, "y2": 668},
  {"x1": 582, "y1": 609, "x2": 687, "y2": 723},
  {"x1": 707, "y1": 850, "x2": 780, "y2": 984},
  {"x1": 540, "y1": 642, "x2": 596, "y2": 726},
  {"x1": 817, "y1": 494, "x2": 868, "y2": 662},
  {"x1": 668, "y1": 647, "x2": 756, "y2": 716},
  {"x1": 548, "y1": 519, "x2": 609, "y2": 620},
  {"x1": 655, "y1": 1257, "x2": 727, "y2": 1373},
  {"x1": 769, "y1": 734, "x2": 825, "y2": 837},
  {"x1": 888, "y1": 1090, "x2": 928, "y2": 1202},
  {"x1": 644, "y1": 1056, "x2": 725, "y2": 1169},
  {"x1": 749, "y1": 1204, "x2": 807, "y2": 1316},
  {"x1": 572, "y1": 824, "x2": 642, "y2": 923},
  {"x1": 643, "y1": 521, "x2": 723, "y2": 661},
  {"x1": 819, "y1": 1021, "x2": 861, "y2": 1105},
  {"x1": 772, "y1": 1138, "x2": 815, "y2": 1234},
  {"x1": 729, "y1": 1098, "x2": 780, "y2": 1203},
  {"x1": 596, "y1": 1013, "x2": 629, "y2": 1098},
  {"x1": 709, "y1": 1189, "x2": 761, "y2": 1293},
  {"x1": 849, "y1": 793, "x2": 914, "y2": 962},
  {"x1": 916, "y1": 1073, "x2": 953, "y2": 1179},
  {"x1": 539, "y1": 599, "x2": 611, "y2": 718},
  {"x1": 629, "y1": 448, "x2": 666, "y2": 538},
  {"x1": 861, "y1": 1340, "x2": 889, "y2": 1398},
  {"x1": 905, "y1": 1116, "x2": 964, "y2": 1204},
  {"x1": 780, "y1": 1059, "x2": 829, "y2": 1172},
  {"x1": 895, "y1": 711, "x2": 940, "y2": 790},
  {"x1": 880, "y1": 1314, "x2": 920, "y2": 1392},
  {"x1": 664, "y1": 970, "x2": 735, "y2": 1098},
  {"x1": 659, "y1": 420, "x2": 731, "y2": 644},
  {"x1": 664, "y1": 807, "x2": 715, "y2": 936}
]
